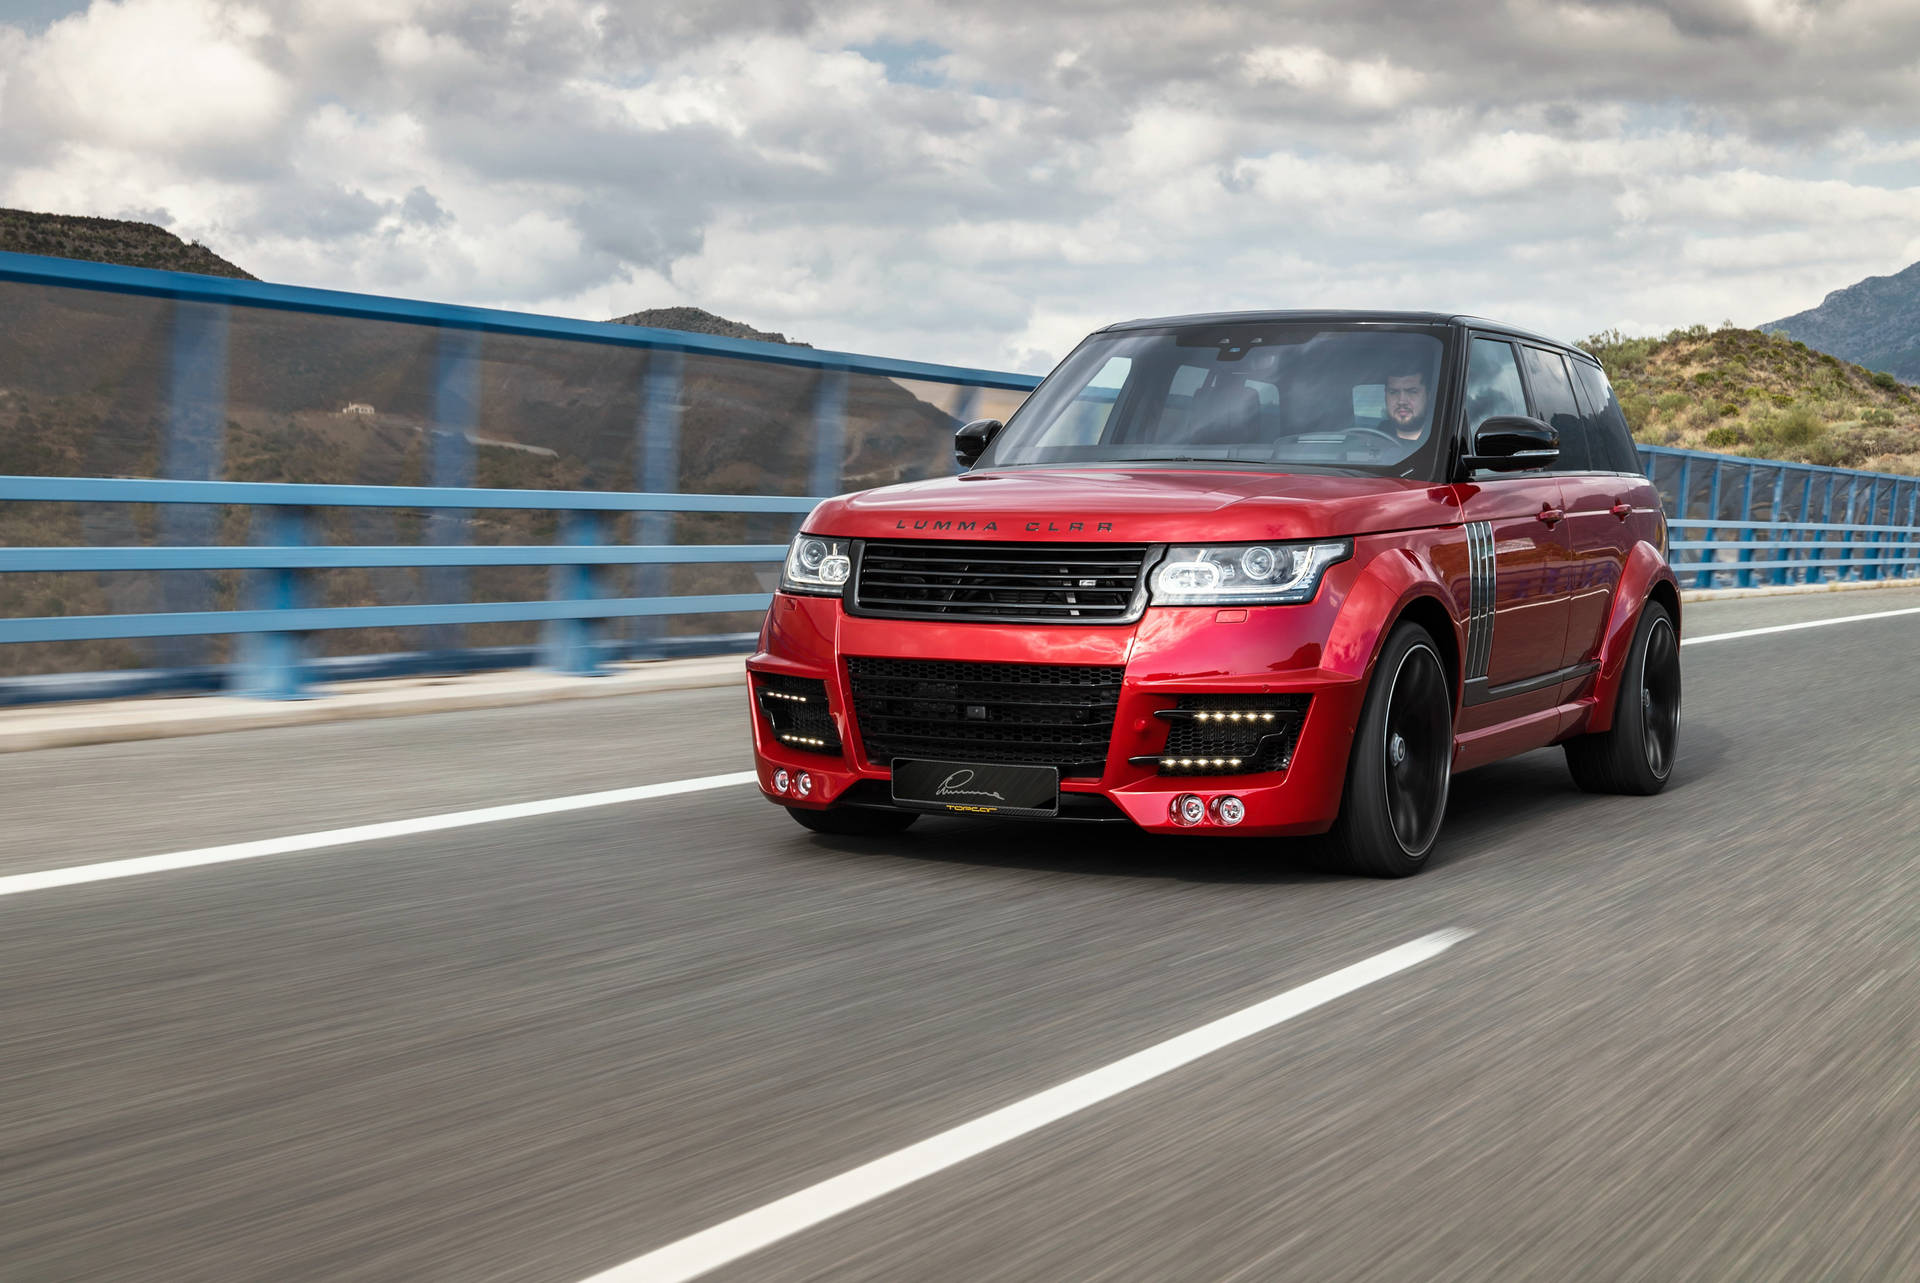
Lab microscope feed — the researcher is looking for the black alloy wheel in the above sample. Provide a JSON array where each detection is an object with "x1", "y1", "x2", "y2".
[
  {"x1": 1320, "y1": 622, "x2": 1454, "y2": 877},
  {"x1": 1382, "y1": 642, "x2": 1453, "y2": 856},
  {"x1": 1639, "y1": 613, "x2": 1681, "y2": 779},
  {"x1": 1565, "y1": 600, "x2": 1682, "y2": 796}
]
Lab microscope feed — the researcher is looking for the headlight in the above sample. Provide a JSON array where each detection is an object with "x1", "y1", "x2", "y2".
[
  {"x1": 781, "y1": 534, "x2": 852, "y2": 596},
  {"x1": 1149, "y1": 540, "x2": 1350, "y2": 606}
]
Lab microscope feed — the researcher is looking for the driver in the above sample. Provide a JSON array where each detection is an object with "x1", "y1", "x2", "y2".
[{"x1": 1382, "y1": 365, "x2": 1431, "y2": 444}]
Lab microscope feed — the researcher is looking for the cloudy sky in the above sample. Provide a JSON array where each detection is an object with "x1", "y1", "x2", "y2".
[{"x1": 4, "y1": 0, "x2": 1920, "y2": 371}]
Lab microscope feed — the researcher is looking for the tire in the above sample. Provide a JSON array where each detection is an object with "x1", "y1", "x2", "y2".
[
  {"x1": 1319, "y1": 622, "x2": 1454, "y2": 877},
  {"x1": 785, "y1": 805, "x2": 919, "y2": 836},
  {"x1": 1565, "y1": 601, "x2": 1681, "y2": 796}
]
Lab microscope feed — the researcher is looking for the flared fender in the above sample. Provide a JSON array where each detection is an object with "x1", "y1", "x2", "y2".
[
  {"x1": 1586, "y1": 544, "x2": 1682, "y2": 734},
  {"x1": 1321, "y1": 545, "x2": 1464, "y2": 693}
]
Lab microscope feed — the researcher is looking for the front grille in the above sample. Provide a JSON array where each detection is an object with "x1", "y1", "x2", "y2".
[
  {"x1": 754, "y1": 673, "x2": 842, "y2": 755},
  {"x1": 1152, "y1": 694, "x2": 1311, "y2": 775},
  {"x1": 852, "y1": 541, "x2": 1151, "y2": 623},
  {"x1": 846, "y1": 657, "x2": 1124, "y2": 777}
]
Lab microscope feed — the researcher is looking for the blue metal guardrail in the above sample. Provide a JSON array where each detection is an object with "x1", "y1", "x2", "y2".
[
  {"x1": 0, "y1": 474, "x2": 815, "y2": 698},
  {"x1": 1637, "y1": 445, "x2": 1920, "y2": 588},
  {"x1": 2, "y1": 248, "x2": 1916, "y2": 703},
  {"x1": 0, "y1": 249, "x2": 1042, "y2": 702},
  {"x1": 5, "y1": 445, "x2": 1912, "y2": 703}
]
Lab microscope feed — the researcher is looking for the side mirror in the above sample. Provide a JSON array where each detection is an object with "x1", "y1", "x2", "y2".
[
  {"x1": 1463, "y1": 416, "x2": 1558, "y2": 473},
  {"x1": 954, "y1": 418, "x2": 1004, "y2": 468}
]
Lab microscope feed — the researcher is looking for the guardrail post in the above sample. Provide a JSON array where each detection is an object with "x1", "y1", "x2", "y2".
[
  {"x1": 633, "y1": 350, "x2": 684, "y2": 656},
  {"x1": 1907, "y1": 481, "x2": 1920, "y2": 579},
  {"x1": 1736, "y1": 466, "x2": 1757, "y2": 587},
  {"x1": 1865, "y1": 479, "x2": 1883, "y2": 581},
  {"x1": 427, "y1": 329, "x2": 480, "y2": 656},
  {"x1": 235, "y1": 505, "x2": 311, "y2": 699},
  {"x1": 1838, "y1": 477, "x2": 1861, "y2": 581},
  {"x1": 810, "y1": 365, "x2": 848, "y2": 501},
  {"x1": 541, "y1": 509, "x2": 606, "y2": 676},
  {"x1": 158, "y1": 299, "x2": 230, "y2": 671},
  {"x1": 1695, "y1": 461, "x2": 1722, "y2": 588},
  {"x1": 1768, "y1": 467, "x2": 1789, "y2": 585}
]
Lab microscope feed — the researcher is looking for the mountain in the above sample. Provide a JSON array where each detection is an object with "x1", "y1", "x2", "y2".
[
  {"x1": 1582, "y1": 323, "x2": 1920, "y2": 475},
  {"x1": 609, "y1": 306, "x2": 810, "y2": 348},
  {"x1": 0, "y1": 208, "x2": 254, "y2": 279},
  {"x1": 1761, "y1": 261, "x2": 1920, "y2": 383}
]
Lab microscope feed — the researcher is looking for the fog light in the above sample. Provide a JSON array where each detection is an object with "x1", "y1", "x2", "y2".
[
  {"x1": 796, "y1": 772, "x2": 813, "y2": 797},
  {"x1": 1171, "y1": 793, "x2": 1206, "y2": 826},
  {"x1": 1211, "y1": 795, "x2": 1245, "y2": 826},
  {"x1": 772, "y1": 769, "x2": 790, "y2": 793}
]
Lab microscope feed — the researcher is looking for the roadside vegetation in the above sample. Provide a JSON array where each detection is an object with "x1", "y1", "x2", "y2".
[{"x1": 1580, "y1": 323, "x2": 1920, "y2": 475}]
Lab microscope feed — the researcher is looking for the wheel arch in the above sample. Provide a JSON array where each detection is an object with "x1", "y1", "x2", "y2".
[
  {"x1": 1586, "y1": 547, "x2": 1682, "y2": 734},
  {"x1": 1322, "y1": 542, "x2": 1466, "y2": 707}
]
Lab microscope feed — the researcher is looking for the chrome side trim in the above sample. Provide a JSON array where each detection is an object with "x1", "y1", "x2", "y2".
[{"x1": 1464, "y1": 521, "x2": 1495, "y2": 681}]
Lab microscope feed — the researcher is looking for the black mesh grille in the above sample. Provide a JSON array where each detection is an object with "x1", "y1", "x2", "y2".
[
  {"x1": 754, "y1": 673, "x2": 841, "y2": 755},
  {"x1": 846, "y1": 657, "x2": 1124, "y2": 777},
  {"x1": 852, "y1": 541, "x2": 1149, "y2": 623},
  {"x1": 1157, "y1": 694, "x2": 1311, "y2": 774}
]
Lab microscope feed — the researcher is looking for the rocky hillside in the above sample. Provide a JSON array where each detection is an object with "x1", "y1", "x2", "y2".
[
  {"x1": 1763, "y1": 262, "x2": 1920, "y2": 384},
  {"x1": 0, "y1": 214, "x2": 983, "y2": 678},
  {"x1": 0, "y1": 208, "x2": 254, "y2": 279},
  {"x1": 609, "y1": 306, "x2": 809, "y2": 347},
  {"x1": 1582, "y1": 323, "x2": 1920, "y2": 475}
]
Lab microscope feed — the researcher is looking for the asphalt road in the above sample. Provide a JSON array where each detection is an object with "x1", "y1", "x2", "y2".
[{"x1": 3, "y1": 587, "x2": 1918, "y2": 1282}]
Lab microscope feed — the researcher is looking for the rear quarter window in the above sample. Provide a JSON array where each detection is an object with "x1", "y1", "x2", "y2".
[{"x1": 1569, "y1": 359, "x2": 1643, "y2": 473}]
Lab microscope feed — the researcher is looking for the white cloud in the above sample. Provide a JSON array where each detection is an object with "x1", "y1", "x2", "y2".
[
  {"x1": 5, "y1": 0, "x2": 1920, "y2": 372},
  {"x1": 6, "y1": 0, "x2": 289, "y2": 151}
]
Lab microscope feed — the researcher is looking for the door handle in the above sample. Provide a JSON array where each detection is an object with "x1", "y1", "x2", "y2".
[
  {"x1": 1610, "y1": 502, "x2": 1633, "y2": 519},
  {"x1": 1536, "y1": 508, "x2": 1565, "y2": 525}
]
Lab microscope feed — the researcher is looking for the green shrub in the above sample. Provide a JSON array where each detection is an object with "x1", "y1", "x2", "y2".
[
  {"x1": 1871, "y1": 369, "x2": 1901, "y2": 391},
  {"x1": 1752, "y1": 402, "x2": 1825, "y2": 452},
  {"x1": 1690, "y1": 370, "x2": 1717, "y2": 385},
  {"x1": 1656, "y1": 392, "x2": 1690, "y2": 413},
  {"x1": 1718, "y1": 402, "x2": 1741, "y2": 417},
  {"x1": 1704, "y1": 425, "x2": 1746, "y2": 448},
  {"x1": 1618, "y1": 390, "x2": 1653, "y2": 431},
  {"x1": 1580, "y1": 328, "x2": 1660, "y2": 373},
  {"x1": 1770, "y1": 391, "x2": 1793, "y2": 406}
]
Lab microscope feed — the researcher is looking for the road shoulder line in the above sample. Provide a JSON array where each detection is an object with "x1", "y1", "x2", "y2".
[
  {"x1": 576, "y1": 930, "x2": 1473, "y2": 1283},
  {"x1": 0, "y1": 770, "x2": 759, "y2": 899}
]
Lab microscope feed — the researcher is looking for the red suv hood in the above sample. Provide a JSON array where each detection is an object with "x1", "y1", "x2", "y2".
[{"x1": 808, "y1": 468, "x2": 1460, "y2": 543}]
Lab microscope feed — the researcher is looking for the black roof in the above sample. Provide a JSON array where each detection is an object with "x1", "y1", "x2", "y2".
[{"x1": 1100, "y1": 309, "x2": 1584, "y2": 358}]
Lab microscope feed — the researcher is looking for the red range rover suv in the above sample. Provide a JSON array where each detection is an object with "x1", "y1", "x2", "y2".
[{"x1": 747, "y1": 312, "x2": 1681, "y2": 875}]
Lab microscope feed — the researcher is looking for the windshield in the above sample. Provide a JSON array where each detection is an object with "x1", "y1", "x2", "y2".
[{"x1": 981, "y1": 323, "x2": 1452, "y2": 478}]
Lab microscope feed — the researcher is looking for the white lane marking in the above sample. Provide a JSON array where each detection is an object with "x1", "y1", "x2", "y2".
[
  {"x1": 8, "y1": 603, "x2": 1905, "y2": 900},
  {"x1": 578, "y1": 929, "x2": 1473, "y2": 1283},
  {"x1": 0, "y1": 771, "x2": 759, "y2": 899},
  {"x1": 1683, "y1": 604, "x2": 1920, "y2": 647}
]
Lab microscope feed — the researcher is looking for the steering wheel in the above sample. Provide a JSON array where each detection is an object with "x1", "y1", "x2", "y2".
[{"x1": 1344, "y1": 426, "x2": 1411, "y2": 450}]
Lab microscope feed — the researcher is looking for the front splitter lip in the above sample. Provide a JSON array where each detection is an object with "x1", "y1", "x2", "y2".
[{"x1": 748, "y1": 724, "x2": 1354, "y2": 838}]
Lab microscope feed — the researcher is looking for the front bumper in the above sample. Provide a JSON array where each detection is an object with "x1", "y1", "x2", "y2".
[{"x1": 747, "y1": 587, "x2": 1369, "y2": 837}]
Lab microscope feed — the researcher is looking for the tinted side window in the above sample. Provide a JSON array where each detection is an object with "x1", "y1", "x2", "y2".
[
  {"x1": 1569, "y1": 359, "x2": 1643, "y2": 473},
  {"x1": 1521, "y1": 346, "x2": 1591, "y2": 471},
  {"x1": 1465, "y1": 338, "x2": 1526, "y2": 432}
]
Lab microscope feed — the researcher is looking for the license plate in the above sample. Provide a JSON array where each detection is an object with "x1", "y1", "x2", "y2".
[{"x1": 891, "y1": 758, "x2": 1060, "y2": 817}]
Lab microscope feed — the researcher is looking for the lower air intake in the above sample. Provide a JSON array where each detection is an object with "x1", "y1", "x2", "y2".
[
  {"x1": 754, "y1": 673, "x2": 841, "y2": 755},
  {"x1": 1152, "y1": 694, "x2": 1310, "y2": 775}
]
